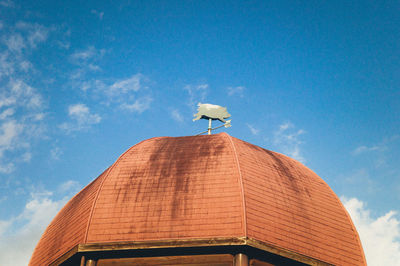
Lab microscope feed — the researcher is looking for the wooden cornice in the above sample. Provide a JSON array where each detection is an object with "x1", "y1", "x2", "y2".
[{"x1": 50, "y1": 237, "x2": 332, "y2": 266}]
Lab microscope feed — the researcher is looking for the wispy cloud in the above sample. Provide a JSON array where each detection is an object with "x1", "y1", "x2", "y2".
[
  {"x1": 0, "y1": 22, "x2": 50, "y2": 79},
  {"x1": 71, "y1": 46, "x2": 105, "y2": 62},
  {"x1": 104, "y1": 74, "x2": 153, "y2": 113},
  {"x1": 273, "y1": 122, "x2": 306, "y2": 163},
  {"x1": 184, "y1": 84, "x2": 208, "y2": 109},
  {"x1": 58, "y1": 180, "x2": 80, "y2": 194},
  {"x1": 108, "y1": 74, "x2": 145, "y2": 95},
  {"x1": 69, "y1": 46, "x2": 105, "y2": 77},
  {"x1": 246, "y1": 123, "x2": 259, "y2": 135},
  {"x1": 0, "y1": 80, "x2": 45, "y2": 173},
  {"x1": 50, "y1": 146, "x2": 62, "y2": 160},
  {"x1": 0, "y1": 120, "x2": 22, "y2": 173},
  {"x1": 342, "y1": 197, "x2": 400, "y2": 266},
  {"x1": 0, "y1": 21, "x2": 48, "y2": 174},
  {"x1": 3, "y1": 33, "x2": 25, "y2": 53},
  {"x1": 351, "y1": 136, "x2": 399, "y2": 168},
  {"x1": 120, "y1": 97, "x2": 153, "y2": 113},
  {"x1": 59, "y1": 103, "x2": 101, "y2": 133},
  {"x1": 2, "y1": 22, "x2": 49, "y2": 55},
  {"x1": 352, "y1": 145, "x2": 383, "y2": 155},
  {"x1": 15, "y1": 22, "x2": 49, "y2": 49},
  {"x1": 227, "y1": 86, "x2": 245, "y2": 97},
  {"x1": 0, "y1": 108, "x2": 14, "y2": 120},
  {"x1": 171, "y1": 109, "x2": 184, "y2": 122},
  {"x1": 69, "y1": 74, "x2": 153, "y2": 117},
  {"x1": 0, "y1": 0, "x2": 14, "y2": 8},
  {"x1": 91, "y1": 9, "x2": 104, "y2": 20}
]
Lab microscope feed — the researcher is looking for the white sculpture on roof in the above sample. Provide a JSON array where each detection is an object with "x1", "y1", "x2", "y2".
[
  {"x1": 193, "y1": 103, "x2": 231, "y2": 123},
  {"x1": 193, "y1": 103, "x2": 232, "y2": 135}
]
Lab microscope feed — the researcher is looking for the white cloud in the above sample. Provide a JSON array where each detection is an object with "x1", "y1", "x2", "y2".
[
  {"x1": 91, "y1": 9, "x2": 104, "y2": 20},
  {"x1": 9, "y1": 80, "x2": 43, "y2": 109},
  {"x1": 0, "y1": 108, "x2": 15, "y2": 120},
  {"x1": 227, "y1": 86, "x2": 245, "y2": 97},
  {"x1": 60, "y1": 103, "x2": 101, "y2": 133},
  {"x1": 15, "y1": 22, "x2": 49, "y2": 49},
  {"x1": 88, "y1": 63, "x2": 101, "y2": 71},
  {"x1": 27, "y1": 26, "x2": 48, "y2": 48},
  {"x1": 0, "y1": 162, "x2": 14, "y2": 174},
  {"x1": 0, "y1": 22, "x2": 49, "y2": 81},
  {"x1": 0, "y1": 81, "x2": 45, "y2": 170},
  {"x1": 0, "y1": 120, "x2": 22, "y2": 147},
  {"x1": 20, "y1": 152, "x2": 31, "y2": 162},
  {"x1": 0, "y1": 52, "x2": 15, "y2": 78},
  {"x1": 71, "y1": 46, "x2": 105, "y2": 62},
  {"x1": 0, "y1": 0, "x2": 14, "y2": 8},
  {"x1": 69, "y1": 74, "x2": 153, "y2": 115},
  {"x1": 0, "y1": 120, "x2": 23, "y2": 173},
  {"x1": 342, "y1": 197, "x2": 400, "y2": 266},
  {"x1": 351, "y1": 137, "x2": 399, "y2": 168},
  {"x1": 246, "y1": 123, "x2": 259, "y2": 135},
  {"x1": 50, "y1": 146, "x2": 62, "y2": 160},
  {"x1": 0, "y1": 190, "x2": 68, "y2": 266},
  {"x1": 4, "y1": 33, "x2": 25, "y2": 53},
  {"x1": 19, "y1": 60, "x2": 32, "y2": 72},
  {"x1": 71, "y1": 47, "x2": 96, "y2": 61},
  {"x1": 273, "y1": 122, "x2": 306, "y2": 163},
  {"x1": 0, "y1": 23, "x2": 48, "y2": 175},
  {"x1": 58, "y1": 180, "x2": 80, "y2": 194},
  {"x1": 184, "y1": 84, "x2": 209, "y2": 108},
  {"x1": 100, "y1": 74, "x2": 153, "y2": 113},
  {"x1": 120, "y1": 97, "x2": 153, "y2": 113},
  {"x1": 171, "y1": 109, "x2": 184, "y2": 122},
  {"x1": 109, "y1": 74, "x2": 145, "y2": 95},
  {"x1": 2, "y1": 23, "x2": 49, "y2": 56},
  {"x1": 352, "y1": 145, "x2": 382, "y2": 155},
  {"x1": 69, "y1": 46, "x2": 104, "y2": 79}
]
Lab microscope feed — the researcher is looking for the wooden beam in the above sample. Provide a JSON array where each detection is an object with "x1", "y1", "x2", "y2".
[
  {"x1": 249, "y1": 259, "x2": 275, "y2": 266},
  {"x1": 78, "y1": 237, "x2": 247, "y2": 252},
  {"x1": 97, "y1": 254, "x2": 234, "y2": 266}
]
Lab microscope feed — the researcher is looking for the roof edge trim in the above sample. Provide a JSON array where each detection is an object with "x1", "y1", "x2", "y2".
[{"x1": 246, "y1": 238, "x2": 333, "y2": 266}]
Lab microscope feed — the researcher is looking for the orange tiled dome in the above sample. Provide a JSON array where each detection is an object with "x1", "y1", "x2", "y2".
[{"x1": 30, "y1": 133, "x2": 366, "y2": 265}]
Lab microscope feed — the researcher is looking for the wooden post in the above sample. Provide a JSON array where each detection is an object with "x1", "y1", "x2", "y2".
[
  {"x1": 234, "y1": 253, "x2": 249, "y2": 266},
  {"x1": 86, "y1": 259, "x2": 97, "y2": 266},
  {"x1": 80, "y1": 256, "x2": 85, "y2": 266}
]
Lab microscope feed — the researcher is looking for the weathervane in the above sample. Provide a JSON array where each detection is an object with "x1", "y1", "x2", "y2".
[{"x1": 193, "y1": 103, "x2": 232, "y2": 135}]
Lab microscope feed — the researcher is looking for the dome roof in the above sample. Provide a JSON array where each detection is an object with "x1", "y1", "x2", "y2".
[{"x1": 30, "y1": 133, "x2": 366, "y2": 265}]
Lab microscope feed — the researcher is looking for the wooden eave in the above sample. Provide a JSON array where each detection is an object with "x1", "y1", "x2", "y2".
[{"x1": 50, "y1": 237, "x2": 333, "y2": 266}]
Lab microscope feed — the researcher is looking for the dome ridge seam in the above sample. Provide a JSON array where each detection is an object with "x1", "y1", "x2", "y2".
[{"x1": 223, "y1": 133, "x2": 247, "y2": 237}]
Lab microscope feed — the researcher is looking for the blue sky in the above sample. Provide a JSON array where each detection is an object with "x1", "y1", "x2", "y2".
[{"x1": 0, "y1": 1, "x2": 399, "y2": 265}]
